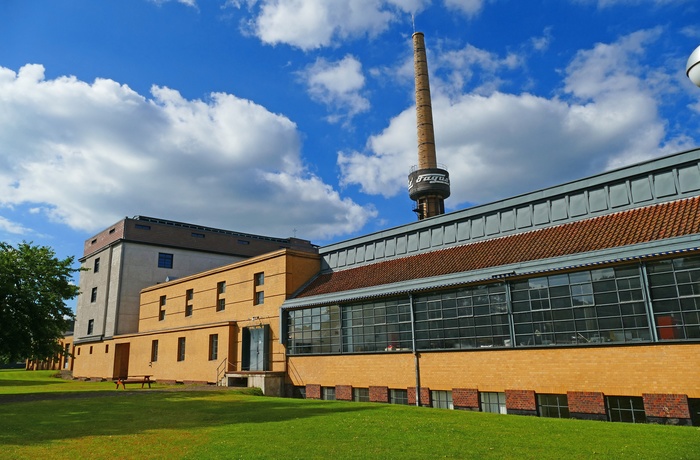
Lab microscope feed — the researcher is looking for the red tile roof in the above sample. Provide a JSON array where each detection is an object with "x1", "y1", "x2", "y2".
[{"x1": 296, "y1": 196, "x2": 700, "y2": 298}]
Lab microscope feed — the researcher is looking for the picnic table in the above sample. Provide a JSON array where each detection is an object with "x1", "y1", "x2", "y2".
[{"x1": 115, "y1": 375, "x2": 153, "y2": 389}]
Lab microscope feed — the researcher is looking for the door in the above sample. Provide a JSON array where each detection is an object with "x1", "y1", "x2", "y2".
[
  {"x1": 113, "y1": 343, "x2": 130, "y2": 379},
  {"x1": 242, "y1": 326, "x2": 269, "y2": 371}
]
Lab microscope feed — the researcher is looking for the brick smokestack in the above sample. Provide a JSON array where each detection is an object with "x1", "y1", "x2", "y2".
[{"x1": 408, "y1": 32, "x2": 450, "y2": 220}]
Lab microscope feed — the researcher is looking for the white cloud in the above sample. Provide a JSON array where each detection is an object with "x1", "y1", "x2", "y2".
[
  {"x1": 338, "y1": 29, "x2": 690, "y2": 207},
  {"x1": 0, "y1": 215, "x2": 29, "y2": 235},
  {"x1": 230, "y1": 0, "x2": 430, "y2": 50},
  {"x1": 572, "y1": 0, "x2": 690, "y2": 7},
  {"x1": 300, "y1": 55, "x2": 370, "y2": 124},
  {"x1": 443, "y1": 0, "x2": 486, "y2": 17},
  {"x1": 0, "y1": 64, "x2": 376, "y2": 240}
]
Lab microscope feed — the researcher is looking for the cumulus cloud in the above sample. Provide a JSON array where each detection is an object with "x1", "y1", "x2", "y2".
[
  {"x1": 0, "y1": 64, "x2": 376, "y2": 240},
  {"x1": 338, "y1": 29, "x2": 690, "y2": 207},
  {"x1": 299, "y1": 55, "x2": 370, "y2": 124},
  {"x1": 230, "y1": 0, "x2": 429, "y2": 50}
]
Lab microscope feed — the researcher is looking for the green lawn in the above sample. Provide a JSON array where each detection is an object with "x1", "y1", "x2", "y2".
[{"x1": 0, "y1": 370, "x2": 698, "y2": 459}]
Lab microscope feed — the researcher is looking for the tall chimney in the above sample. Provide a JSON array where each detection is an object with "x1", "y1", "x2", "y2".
[{"x1": 408, "y1": 32, "x2": 450, "y2": 220}]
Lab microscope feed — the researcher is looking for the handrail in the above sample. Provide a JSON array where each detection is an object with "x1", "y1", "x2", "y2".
[{"x1": 216, "y1": 358, "x2": 235, "y2": 386}]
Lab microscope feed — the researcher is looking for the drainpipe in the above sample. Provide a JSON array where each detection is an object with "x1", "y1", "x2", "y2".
[{"x1": 409, "y1": 293, "x2": 421, "y2": 407}]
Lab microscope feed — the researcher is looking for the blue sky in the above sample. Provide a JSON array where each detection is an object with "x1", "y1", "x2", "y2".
[{"x1": 1, "y1": 0, "x2": 700, "y2": 295}]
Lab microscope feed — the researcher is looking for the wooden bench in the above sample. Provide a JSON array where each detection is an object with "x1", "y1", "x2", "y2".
[{"x1": 115, "y1": 375, "x2": 153, "y2": 389}]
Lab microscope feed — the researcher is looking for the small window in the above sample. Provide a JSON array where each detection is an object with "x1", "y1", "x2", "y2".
[
  {"x1": 135, "y1": 224, "x2": 151, "y2": 230},
  {"x1": 217, "y1": 282, "x2": 226, "y2": 312},
  {"x1": 254, "y1": 291, "x2": 264, "y2": 305},
  {"x1": 191, "y1": 232, "x2": 205, "y2": 238},
  {"x1": 209, "y1": 334, "x2": 219, "y2": 361},
  {"x1": 87, "y1": 319, "x2": 94, "y2": 335},
  {"x1": 158, "y1": 253, "x2": 173, "y2": 269},
  {"x1": 322, "y1": 387, "x2": 336, "y2": 400},
  {"x1": 217, "y1": 282, "x2": 226, "y2": 294},
  {"x1": 538, "y1": 394, "x2": 569, "y2": 418},
  {"x1": 431, "y1": 390, "x2": 454, "y2": 409},
  {"x1": 607, "y1": 396, "x2": 646, "y2": 423},
  {"x1": 91, "y1": 239, "x2": 97, "y2": 244},
  {"x1": 90, "y1": 287, "x2": 97, "y2": 303},
  {"x1": 77, "y1": 347, "x2": 81, "y2": 356},
  {"x1": 93, "y1": 258, "x2": 100, "y2": 273},
  {"x1": 238, "y1": 239, "x2": 250, "y2": 245},
  {"x1": 254, "y1": 272, "x2": 265, "y2": 286},
  {"x1": 159, "y1": 296, "x2": 166, "y2": 321},
  {"x1": 105, "y1": 344, "x2": 109, "y2": 353},
  {"x1": 353, "y1": 388, "x2": 370, "y2": 402},
  {"x1": 89, "y1": 346, "x2": 93, "y2": 354},
  {"x1": 480, "y1": 392, "x2": 506, "y2": 414},
  {"x1": 109, "y1": 228, "x2": 115, "y2": 234},
  {"x1": 151, "y1": 340, "x2": 159, "y2": 362},
  {"x1": 390, "y1": 389, "x2": 408, "y2": 405},
  {"x1": 217, "y1": 299, "x2": 226, "y2": 312},
  {"x1": 185, "y1": 289, "x2": 193, "y2": 317},
  {"x1": 177, "y1": 337, "x2": 186, "y2": 361}
]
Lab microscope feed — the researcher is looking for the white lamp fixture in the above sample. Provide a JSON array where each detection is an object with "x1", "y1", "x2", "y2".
[{"x1": 687, "y1": 45, "x2": 700, "y2": 87}]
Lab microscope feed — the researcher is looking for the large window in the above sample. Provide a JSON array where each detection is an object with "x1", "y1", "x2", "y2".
[
  {"x1": 648, "y1": 256, "x2": 700, "y2": 340},
  {"x1": 343, "y1": 299, "x2": 413, "y2": 352},
  {"x1": 607, "y1": 396, "x2": 646, "y2": 423},
  {"x1": 511, "y1": 266, "x2": 650, "y2": 346},
  {"x1": 538, "y1": 394, "x2": 569, "y2": 418},
  {"x1": 414, "y1": 285, "x2": 509, "y2": 350},
  {"x1": 480, "y1": 392, "x2": 506, "y2": 414},
  {"x1": 287, "y1": 305, "x2": 341, "y2": 354},
  {"x1": 158, "y1": 252, "x2": 173, "y2": 269}
]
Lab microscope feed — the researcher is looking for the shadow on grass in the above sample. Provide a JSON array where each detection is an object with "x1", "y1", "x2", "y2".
[
  {"x1": 0, "y1": 391, "x2": 379, "y2": 446},
  {"x1": 0, "y1": 379, "x2": 66, "y2": 387}
]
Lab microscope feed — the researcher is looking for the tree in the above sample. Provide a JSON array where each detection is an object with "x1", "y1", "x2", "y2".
[{"x1": 0, "y1": 241, "x2": 80, "y2": 363}]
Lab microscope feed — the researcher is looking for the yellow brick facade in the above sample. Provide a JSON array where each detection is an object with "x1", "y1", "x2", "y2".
[
  {"x1": 288, "y1": 343, "x2": 700, "y2": 398},
  {"x1": 72, "y1": 249, "x2": 320, "y2": 383}
]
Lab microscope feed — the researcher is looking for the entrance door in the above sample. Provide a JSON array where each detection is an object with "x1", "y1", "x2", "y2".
[
  {"x1": 113, "y1": 343, "x2": 130, "y2": 379},
  {"x1": 242, "y1": 326, "x2": 269, "y2": 371}
]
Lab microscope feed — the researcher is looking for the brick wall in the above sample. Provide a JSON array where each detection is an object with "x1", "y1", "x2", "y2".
[
  {"x1": 370, "y1": 386, "x2": 389, "y2": 403},
  {"x1": 643, "y1": 393, "x2": 692, "y2": 425},
  {"x1": 306, "y1": 383, "x2": 321, "y2": 399},
  {"x1": 568, "y1": 391, "x2": 607, "y2": 421},
  {"x1": 408, "y1": 387, "x2": 431, "y2": 407},
  {"x1": 336, "y1": 385, "x2": 352, "y2": 401},
  {"x1": 506, "y1": 389, "x2": 537, "y2": 416},
  {"x1": 452, "y1": 388, "x2": 479, "y2": 410}
]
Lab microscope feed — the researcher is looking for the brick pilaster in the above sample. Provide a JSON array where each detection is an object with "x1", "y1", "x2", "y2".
[
  {"x1": 506, "y1": 389, "x2": 537, "y2": 416},
  {"x1": 452, "y1": 388, "x2": 479, "y2": 411},
  {"x1": 336, "y1": 385, "x2": 352, "y2": 401},
  {"x1": 306, "y1": 383, "x2": 321, "y2": 400},
  {"x1": 408, "y1": 387, "x2": 431, "y2": 407},
  {"x1": 369, "y1": 386, "x2": 389, "y2": 403},
  {"x1": 643, "y1": 393, "x2": 692, "y2": 426},
  {"x1": 568, "y1": 391, "x2": 607, "y2": 421}
]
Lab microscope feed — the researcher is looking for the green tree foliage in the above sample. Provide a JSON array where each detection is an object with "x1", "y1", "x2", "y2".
[{"x1": 0, "y1": 242, "x2": 80, "y2": 363}]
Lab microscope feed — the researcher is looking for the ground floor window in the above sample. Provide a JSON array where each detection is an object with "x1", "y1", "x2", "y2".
[
  {"x1": 431, "y1": 390, "x2": 454, "y2": 409},
  {"x1": 209, "y1": 334, "x2": 218, "y2": 361},
  {"x1": 390, "y1": 389, "x2": 408, "y2": 405},
  {"x1": 177, "y1": 337, "x2": 186, "y2": 362},
  {"x1": 538, "y1": 394, "x2": 569, "y2": 418},
  {"x1": 607, "y1": 396, "x2": 645, "y2": 423},
  {"x1": 322, "y1": 387, "x2": 336, "y2": 401},
  {"x1": 353, "y1": 388, "x2": 370, "y2": 402},
  {"x1": 151, "y1": 340, "x2": 158, "y2": 362},
  {"x1": 480, "y1": 392, "x2": 506, "y2": 414}
]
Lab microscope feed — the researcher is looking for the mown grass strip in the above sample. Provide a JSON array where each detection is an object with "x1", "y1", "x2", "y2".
[{"x1": 1, "y1": 370, "x2": 698, "y2": 459}]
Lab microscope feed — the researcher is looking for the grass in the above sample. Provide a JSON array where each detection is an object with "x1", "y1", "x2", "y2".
[{"x1": 1, "y1": 370, "x2": 698, "y2": 459}]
